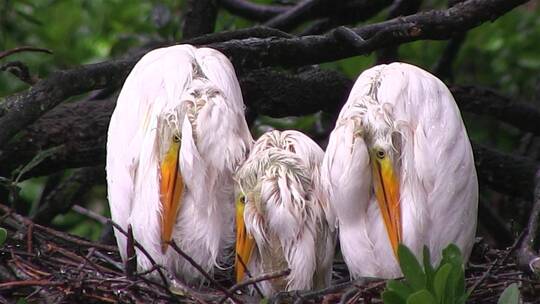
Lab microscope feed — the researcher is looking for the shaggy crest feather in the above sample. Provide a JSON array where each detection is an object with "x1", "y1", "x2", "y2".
[{"x1": 235, "y1": 130, "x2": 335, "y2": 296}]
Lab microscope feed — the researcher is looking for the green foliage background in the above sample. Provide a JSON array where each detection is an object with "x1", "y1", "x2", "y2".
[{"x1": 1, "y1": 0, "x2": 539, "y2": 240}]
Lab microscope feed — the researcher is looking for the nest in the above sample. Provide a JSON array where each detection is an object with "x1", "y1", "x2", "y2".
[{"x1": 0, "y1": 205, "x2": 538, "y2": 304}]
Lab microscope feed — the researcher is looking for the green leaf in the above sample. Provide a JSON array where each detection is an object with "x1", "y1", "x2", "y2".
[
  {"x1": 0, "y1": 228, "x2": 6, "y2": 246},
  {"x1": 16, "y1": 298, "x2": 27, "y2": 304},
  {"x1": 423, "y1": 246, "x2": 435, "y2": 293},
  {"x1": 440, "y1": 244, "x2": 463, "y2": 269},
  {"x1": 440, "y1": 244, "x2": 466, "y2": 300},
  {"x1": 433, "y1": 263, "x2": 452, "y2": 303},
  {"x1": 398, "y1": 244, "x2": 426, "y2": 290},
  {"x1": 406, "y1": 290, "x2": 437, "y2": 304},
  {"x1": 382, "y1": 290, "x2": 406, "y2": 304},
  {"x1": 387, "y1": 280, "x2": 413, "y2": 300},
  {"x1": 497, "y1": 283, "x2": 520, "y2": 304}
]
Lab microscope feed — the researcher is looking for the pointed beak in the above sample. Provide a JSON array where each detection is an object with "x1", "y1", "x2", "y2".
[
  {"x1": 235, "y1": 196, "x2": 254, "y2": 282},
  {"x1": 159, "y1": 140, "x2": 184, "y2": 253},
  {"x1": 372, "y1": 156, "x2": 402, "y2": 258}
]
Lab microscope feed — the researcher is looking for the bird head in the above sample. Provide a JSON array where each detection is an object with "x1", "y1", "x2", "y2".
[
  {"x1": 362, "y1": 111, "x2": 403, "y2": 259},
  {"x1": 234, "y1": 148, "x2": 313, "y2": 282}
]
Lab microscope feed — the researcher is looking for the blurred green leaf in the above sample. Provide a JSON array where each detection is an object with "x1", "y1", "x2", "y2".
[
  {"x1": 0, "y1": 227, "x2": 7, "y2": 246},
  {"x1": 497, "y1": 283, "x2": 520, "y2": 304},
  {"x1": 433, "y1": 263, "x2": 452, "y2": 303},
  {"x1": 386, "y1": 280, "x2": 413, "y2": 301},
  {"x1": 406, "y1": 290, "x2": 437, "y2": 304},
  {"x1": 398, "y1": 244, "x2": 427, "y2": 290},
  {"x1": 423, "y1": 246, "x2": 435, "y2": 293},
  {"x1": 382, "y1": 290, "x2": 406, "y2": 304}
]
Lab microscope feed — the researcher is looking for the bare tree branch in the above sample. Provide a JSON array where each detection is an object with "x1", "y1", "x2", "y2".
[
  {"x1": 299, "y1": 1, "x2": 394, "y2": 36},
  {"x1": 516, "y1": 168, "x2": 540, "y2": 273},
  {"x1": 183, "y1": 0, "x2": 218, "y2": 39},
  {"x1": 0, "y1": 0, "x2": 526, "y2": 148},
  {"x1": 0, "y1": 46, "x2": 52, "y2": 60},
  {"x1": 0, "y1": 61, "x2": 38, "y2": 85},
  {"x1": 32, "y1": 167, "x2": 104, "y2": 225},
  {"x1": 376, "y1": 0, "x2": 423, "y2": 64},
  {"x1": 264, "y1": 0, "x2": 324, "y2": 31},
  {"x1": 449, "y1": 85, "x2": 540, "y2": 135},
  {"x1": 0, "y1": 69, "x2": 538, "y2": 203},
  {"x1": 219, "y1": 0, "x2": 289, "y2": 22}
]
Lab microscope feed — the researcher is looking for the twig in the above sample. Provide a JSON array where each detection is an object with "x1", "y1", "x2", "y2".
[
  {"x1": 0, "y1": 204, "x2": 117, "y2": 251},
  {"x1": 0, "y1": 46, "x2": 52, "y2": 60},
  {"x1": 72, "y1": 204, "x2": 109, "y2": 225},
  {"x1": 0, "y1": 61, "x2": 37, "y2": 85},
  {"x1": 0, "y1": 280, "x2": 63, "y2": 289},
  {"x1": 219, "y1": 269, "x2": 291, "y2": 303},
  {"x1": 125, "y1": 224, "x2": 137, "y2": 279},
  {"x1": 516, "y1": 168, "x2": 540, "y2": 273},
  {"x1": 235, "y1": 253, "x2": 264, "y2": 297},
  {"x1": 469, "y1": 231, "x2": 524, "y2": 294},
  {"x1": 26, "y1": 223, "x2": 33, "y2": 254},
  {"x1": 264, "y1": 0, "x2": 324, "y2": 31},
  {"x1": 107, "y1": 220, "x2": 170, "y2": 290},
  {"x1": 167, "y1": 240, "x2": 241, "y2": 303},
  {"x1": 269, "y1": 277, "x2": 382, "y2": 303}
]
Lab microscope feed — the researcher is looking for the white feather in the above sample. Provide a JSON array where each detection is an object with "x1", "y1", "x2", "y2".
[
  {"x1": 236, "y1": 130, "x2": 336, "y2": 296},
  {"x1": 106, "y1": 44, "x2": 253, "y2": 282},
  {"x1": 322, "y1": 62, "x2": 478, "y2": 278}
]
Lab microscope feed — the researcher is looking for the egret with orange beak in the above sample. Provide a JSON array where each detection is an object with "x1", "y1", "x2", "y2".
[
  {"x1": 106, "y1": 45, "x2": 252, "y2": 281},
  {"x1": 235, "y1": 130, "x2": 336, "y2": 295},
  {"x1": 321, "y1": 63, "x2": 478, "y2": 278}
]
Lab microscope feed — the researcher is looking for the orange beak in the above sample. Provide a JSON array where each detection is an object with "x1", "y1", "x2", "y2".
[
  {"x1": 235, "y1": 196, "x2": 254, "y2": 282},
  {"x1": 159, "y1": 140, "x2": 184, "y2": 253},
  {"x1": 372, "y1": 155, "x2": 402, "y2": 259}
]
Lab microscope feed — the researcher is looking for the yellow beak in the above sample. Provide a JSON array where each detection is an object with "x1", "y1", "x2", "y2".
[
  {"x1": 235, "y1": 196, "x2": 254, "y2": 282},
  {"x1": 372, "y1": 156, "x2": 402, "y2": 259},
  {"x1": 159, "y1": 140, "x2": 184, "y2": 253}
]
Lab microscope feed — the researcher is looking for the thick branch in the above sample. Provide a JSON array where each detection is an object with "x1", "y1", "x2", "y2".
[
  {"x1": 264, "y1": 0, "x2": 324, "y2": 31},
  {"x1": 219, "y1": 0, "x2": 288, "y2": 22},
  {"x1": 473, "y1": 143, "x2": 538, "y2": 200},
  {"x1": 212, "y1": 0, "x2": 529, "y2": 69},
  {"x1": 376, "y1": 0, "x2": 423, "y2": 64},
  {"x1": 183, "y1": 0, "x2": 218, "y2": 39},
  {"x1": 299, "y1": 1, "x2": 394, "y2": 36},
  {"x1": 1, "y1": 70, "x2": 538, "y2": 202},
  {"x1": 0, "y1": 0, "x2": 526, "y2": 147},
  {"x1": 449, "y1": 85, "x2": 540, "y2": 135},
  {"x1": 0, "y1": 60, "x2": 134, "y2": 148}
]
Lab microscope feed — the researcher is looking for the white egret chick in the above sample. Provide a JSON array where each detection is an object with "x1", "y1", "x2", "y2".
[{"x1": 235, "y1": 130, "x2": 335, "y2": 296}]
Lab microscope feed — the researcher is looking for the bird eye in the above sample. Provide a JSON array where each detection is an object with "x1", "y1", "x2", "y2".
[
  {"x1": 240, "y1": 196, "x2": 246, "y2": 204},
  {"x1": 173, "y1": 135, "x2": 180, "y2": 143},
  {"x1": 376, "y1": 150, "x2": 386, "y2": 159}
]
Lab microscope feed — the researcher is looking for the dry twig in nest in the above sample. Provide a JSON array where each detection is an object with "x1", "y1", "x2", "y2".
[{"x1": 0, "y1": 205, "x2": 538, "y2": 303}]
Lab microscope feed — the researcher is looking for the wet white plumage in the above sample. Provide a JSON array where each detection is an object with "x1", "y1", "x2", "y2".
[
  {"x1": 235, "y1": 130, "x2": 335, "y2": 296},
  {"x1": 106, "y1": 45, "x2": 252, "y2": 281},
  {"x1": 321, "y1": 62, "x2": 478, "y2": 278}
]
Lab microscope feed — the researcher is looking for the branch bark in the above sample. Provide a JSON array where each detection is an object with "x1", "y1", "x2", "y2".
[
  {"x1": 1, "y1": 68, "x2": 538, "y2": 202},
  {"x1": 183, "y1": 0, "x2": 218, "y2": 39},
  {"x1": 0, "y1": 0, "x2": 527, "y2": 148},
  {"x1": 449, "y1": 85, "x2": 540, "y2": 135},
  {"x1": 219, "y1": 0, "x2": 289, "y2": 22}
]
